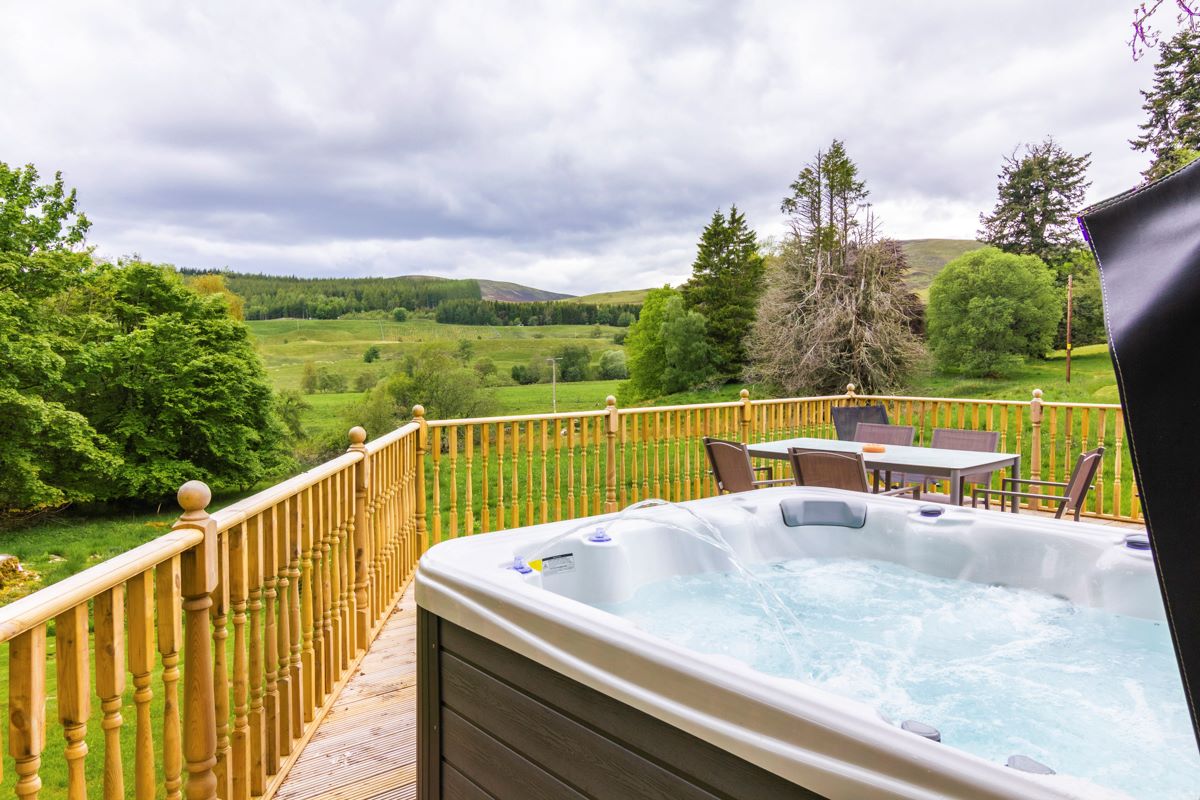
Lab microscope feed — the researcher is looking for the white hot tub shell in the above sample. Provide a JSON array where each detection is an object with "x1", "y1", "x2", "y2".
[{"x1": 415, "y1": 488, "x2": 1168, "y2": 800}]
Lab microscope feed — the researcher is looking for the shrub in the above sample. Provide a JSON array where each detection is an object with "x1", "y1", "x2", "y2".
[
  {"x1": 597, "y1": 350, "x2": 628, "y2": 379},
  {"x1": 354, "y1": 372, "x2": 379, "y2": 392},
  {"x1": 391, "y1": 307, "x2": 408, "y2": 322},
  {"x1": 927, "y1": 247, "x2": 1062, "y2": 377},
  {"x1": 363, "y1": 345, "x2": 381, "y2": 363}
]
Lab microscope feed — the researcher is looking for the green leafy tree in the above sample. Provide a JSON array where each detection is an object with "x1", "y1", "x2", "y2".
[
  {"x1": 1054, "y1": 250, "x2": 1107, "y2": 349},
  {"x1": 0, "y1": 162, "x2": 91, "y2": 255},
  {"x1": 748, "y1": 142, "x2": 922, "y2": 394},
  {"x1": 391, "y1": 307, "x2": 408, "y2": 322},
  {"x1": 274, "y1": 390, "x2": 310, "y2": 440},
  {"x1": 363, "y1": 345, "x2": 381, "y2": 363},
  {"x1": 597, "y1": 350, "x2": 628, "y2": 379},
  {"x1": 317, "y1": 369, "x2": 348, "y2": 393},
  {"x1": 354, "y1": 372, "x2": 379, "y2": 392},
  {"x1": 1132, "y1": 26, "x2": 1200, "y2": 179},
  {"x1": 927, "y1": 247, "x2": 1062, "y2": 377},
  {"x1": 300, "y1": 361, "x2": 319, "y2": 394},
  {"x1": 624, "y1": 288, "x2": 713, "y2": 397},
  {"x1": 456, "y1": 339, "x2": 474, "y2": 364},
  {"x1": 473, "y1": 357, "x2": 497, "y2": 378},
  {"x1": 554, "y1": 344, "x2": 591, "y2": 382},
  {"x1": 681, "y1": 205, "x2": 766, "y2": 377},
  {"x1": 978, "y1": 138, "x2": 1091, "y2": 269}
]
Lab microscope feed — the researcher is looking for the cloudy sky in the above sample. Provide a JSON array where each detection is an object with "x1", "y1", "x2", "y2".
[{"x1": 1, "y1": 2, "x2": 1160, "y2": 294}]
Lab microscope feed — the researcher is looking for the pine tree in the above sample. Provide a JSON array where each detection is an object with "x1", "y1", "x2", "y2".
[
  {"x1": 978, "y1": 138, "x2": 1091, "y2": 269},
  {"x1": 1132, "y1": 26, "x2": 1200, "y2": 180},
  {"x1": 680, "y1": 205, "x2": 765, "y2": 377}
]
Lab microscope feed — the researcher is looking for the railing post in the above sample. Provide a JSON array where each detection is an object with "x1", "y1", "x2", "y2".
[
  {"x1": 739, "y1": 389, "x2": 753, "y2": 442},
  {"x1": 173, "y1": 480, "x2": 219, "y2": 800},
  {"x1": 414, "y1": 405, "x2": 429, "y2": 556},
  {"x1": 845, "y1": 383, "x2": 857, "y2": 404},
  {"x1": 1029, "y1": 388, "x2": 1043, "y2": 510},
  {"x1": 605, "y1": 396, "x2": 619, "y2": 513},
  {"x1": 349, "y1": 426, "x2": 373, "y2": 648}
]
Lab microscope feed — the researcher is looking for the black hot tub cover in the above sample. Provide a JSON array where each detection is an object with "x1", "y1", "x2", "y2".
[{"x1": 1079, "y1": 157, "x2": 1200, "y2": 747}]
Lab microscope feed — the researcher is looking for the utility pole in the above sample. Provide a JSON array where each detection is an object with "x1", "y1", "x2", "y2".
[
  {"x1": 546, "y1": 357, "x2": 561, "y2": 413},
  {"x1": 1065, "y1": 274, "x2": 1073, "y2": 384}
]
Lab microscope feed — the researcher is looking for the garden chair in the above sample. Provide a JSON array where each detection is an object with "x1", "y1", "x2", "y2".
[
  {"x1": 832, "y1": 404, "x2": 889, "y2": 441},
  {"x1": 703, "y1": 437, "x2": 792, "y2": 493},
  {"x1": 787, "y1": 448, "x2": 920, "y2": 498},
  {"x1": 916, "y1": 428, "x2": 1002, "y2": 504},
  {"x1": 971, "y1": 446, "x2": 1104, "y2": 520},
  {"x1": 852, "y1": 422, "x2": 915, "y2": 491}
]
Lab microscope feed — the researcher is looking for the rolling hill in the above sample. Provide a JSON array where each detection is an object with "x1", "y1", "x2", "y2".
[
  {"x1": 568, "y1": 288, "x2": 652, "y2": 305},
  {"x1": 899, "y1": 239, "x2": 985, "y2": 294},
  {"x1": 477, "y1": 279, "x2": 574, "y2": 302}
]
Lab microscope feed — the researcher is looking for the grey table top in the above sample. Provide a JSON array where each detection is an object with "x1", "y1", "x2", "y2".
[{"x1": 746, "y1": 436, "x2": 1019, "y2": 473}]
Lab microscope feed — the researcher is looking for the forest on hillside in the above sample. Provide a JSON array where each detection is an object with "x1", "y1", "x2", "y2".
[
  {"x1": 434, "y1": 298, "x2": 641, "y2": 326},
  {"x1": 180, "y1": 270, "x2": 483, "y2": 319}
]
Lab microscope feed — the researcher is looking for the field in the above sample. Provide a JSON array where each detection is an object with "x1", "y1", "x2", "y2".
[{"x1": 569, "y1": 288, "x2": 652, "y2": 304}]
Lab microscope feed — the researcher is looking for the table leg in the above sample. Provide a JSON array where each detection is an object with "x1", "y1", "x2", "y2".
[
  {"x1": 949, "y1": 469, "x2": 962, "y2": 505},
  {"x1": 1010, "y1": 456, "x2": 1022, "y2": 513}
]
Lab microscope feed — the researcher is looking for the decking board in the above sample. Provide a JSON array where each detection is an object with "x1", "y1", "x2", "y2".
[{"x1": 274, "y1": 585, "x2": 417, "y2": 800}]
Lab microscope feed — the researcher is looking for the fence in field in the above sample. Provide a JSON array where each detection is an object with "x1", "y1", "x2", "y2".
[{"x1": 0, "y1": 387, "x2": 1139, "y2": 800}]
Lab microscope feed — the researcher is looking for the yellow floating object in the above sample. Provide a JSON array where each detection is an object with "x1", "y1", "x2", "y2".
[{"x1": 529, "y1": 559, "x2": 542, "y2": 571}]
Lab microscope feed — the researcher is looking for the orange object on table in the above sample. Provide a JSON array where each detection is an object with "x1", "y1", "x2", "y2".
[{"x1": 862, "y1": 443, "x2": 886, "y2": 453}]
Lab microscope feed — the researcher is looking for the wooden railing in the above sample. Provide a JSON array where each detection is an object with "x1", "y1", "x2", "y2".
[
  {"x1": 0, "y1": 387, "x2": 1141, "y2": 800},
  {"x1": 0, "y1": 422, "x2": 421, "y2": 800}
]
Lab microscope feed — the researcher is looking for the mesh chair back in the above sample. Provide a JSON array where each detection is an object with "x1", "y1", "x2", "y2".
[
  {"x1": 931, "y1": 428, "x2": 1000, "y2": 486},
  {"x1": 1062, "y1": 446, "x2": 1105, "y2": 515},
  {"x1": 853, "y1": 423, "x2": 914, "y2": 446},
  {"x1": 703, "y1": 437, "x2": 756, "y2": 493},
  {"x1": 788, "y1": 449, "x2": 870, "y2": 493},
  {"x1": 832, "y1": 404, "x2": 889, "y2": 440}
]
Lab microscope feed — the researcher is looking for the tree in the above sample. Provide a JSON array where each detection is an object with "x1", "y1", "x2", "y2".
[
  {"x1": 301, "y1": 361, "x2": 319, "y2": 394},
  {"x1": 354, "y1": 372, "x2": 379, "y2": 392},
  {"x1": 597, "y1": 350, "x2": 628, "y2": 379},
  {"x1": 624, "y1": 288, "x2": 714, "y2": 397},
  {"x1": 188, "y1": 273, "x2": 245, "y2": 320},
  {"x1": 456, "y1": 339, "x2": 474, "y2": 363},
  {"x1": 391, "y1": 307, "x2": 408, "y2": 322},
  {"x1": 1132, "y1": 26, "x2": 1200, "y2": 179},
  {"x1": 473, "y1": 357, "x2": 497, "y2": 378},
  {"x1": 554, "y1": 345, "x2": 591, "y2": 382},
  {"x1": 1054, "y1": 250, "x2": 1107, "y2": 349},
  {"x1": 275, "y1": 390, "x2": 310, "y2": 440},
  {"x1": 0, "y1": 162, "x2": 91, "y2": 255},
  {"x1": 978, "y1": 138, "x2": 1092, "y2": 269},
  {"x1": 680, "y1": 205, "x2": 766, "y2": 377},
  {"x1": 926, "y1": 247, "x2": 1062, "y2": 377},
  {"x1": 747, "y1": 142, "x2": 923, "y2": 395},
  {"x1": 363, "y1": 345, "x2": 381, "y2": 363},
  {"x1": 1129, "y1": 1, "x2": 1199, "y2": 59}
]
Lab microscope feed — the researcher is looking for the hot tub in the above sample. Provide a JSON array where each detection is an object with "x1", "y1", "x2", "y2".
[{"x1": 414, "y1": 488, "x2": 1196, "y2": 800}]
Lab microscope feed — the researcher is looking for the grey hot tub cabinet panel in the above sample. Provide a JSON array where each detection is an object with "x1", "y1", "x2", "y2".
[{"x1": 417, "y1": 608, "x2": 827, "y2": 800}]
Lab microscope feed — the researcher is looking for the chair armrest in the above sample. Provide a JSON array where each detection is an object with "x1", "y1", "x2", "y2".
[
  {"x1": 973, "y1": 488, "x2": 1069, "y2": 502},
  {"x1": 879, "y1": 485, "x2": 920, "y2": 498},
  {"x1": 753, "y1": 477, "x2": 796, "y2": 487},
  {"x1": 1003, "y1": 477, "x2": 1068, "y2": 488}
]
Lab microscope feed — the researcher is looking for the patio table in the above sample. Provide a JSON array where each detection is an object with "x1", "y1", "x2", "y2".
[{"x1": 746, "y1": 437, "x2": 1021, "y2": 507}]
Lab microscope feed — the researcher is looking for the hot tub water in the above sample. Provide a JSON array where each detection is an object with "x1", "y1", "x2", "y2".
[{"x1": 602, "y1": 557, "x2": 1200, "y2": 800}]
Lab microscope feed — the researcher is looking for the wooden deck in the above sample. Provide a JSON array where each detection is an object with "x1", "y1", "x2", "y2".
[{"x1": 275, "y1": 585, "x2": 418, "y2": 800}]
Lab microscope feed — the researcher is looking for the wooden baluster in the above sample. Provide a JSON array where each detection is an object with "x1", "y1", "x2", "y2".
[
  {"x1": 465, "y1": 424, "x2": 475, "y2": 535},
  {"x1": 228, "y1": 522, "x2": 251, "y2": 800},
  {"x1": 672, "y1": 412, "x2": 683, "y2": 501},
  {"x1": 414, "y1": 405, "x2": 430, "y2": 556},
  {"x1": 330, "y1": 473, "x2": 346, "y2": 674},
  {"x1": 1114, "y1": 412, "x2": 1126, "y2": 519},
  {"x1": 246, "y1": 513, "x2": 267, "y2": 795},
  {"x1": 350, "y1": 428, "x2": 372, "y2": 650},
  {"x1": 10, "y1": 625, "x2": 46, "y2": 800},
  {"x1": 276, "y1": 498, "x2": 295, "y2": 758},
  {"x1": 338, "y1": 471, "x2": 353, "y2": 667},
  {"x1": 1095, "y1": 410, "x2": 1108, "y2": 517},
  {"x1": 1029, "y1": 390, "x2": 1043, "y2": 511},
  {"x1": 287, "y1": 495, "x2": 304, "y2": 738},
  {"x1": 128, "y1": 569, "x2": 156, "y2": 800},
  {"x1": 653, "y1": 412, "x2": 662, "y2": 498},
  {"x1": 448, "y1": 426, "x2": 459, "y2": 537},
  {"x1": 539, "y1": 420, "x2": 550, "y2": 523},
  {"x1": 618, "y1": 415, "x2": 628, "y2": 507},
  {"x1": 209, "y1": 529, "x2": 231, "y2": 800},
  {"x1": 511, "y1": 420, "x2": 521, "y2": 529},
  {"x1": 320, "y1": 479, "x2": 336, "y2": 696},
  {"x1": 641, "y1": 414, "x2": 650, "y2": 501},
  {"x1": 299, "y1": 489, "x2": 318, "y2": 724},
  {"x1": 496, "y1": 423, "x2": 506, "y2": 531},
  {"x1": 157, "y1": 555, "x2": 184, "y2": 800},
  {"x1": 1048, "y1": 407, "x2": 1059, "y2": 485},
  {"x1": 526, "y1": 420, "x2": 535, "y2": 525},
  {"x1": 553, "y1": 419, "x2": 564, "y2": 521},
  {"x1": 262, "y1": 506, "x2": 281, "y2": 776},
  {"x1": 566, "y1": 419, "x2": 576, "y2": 518},
  {"x1": 370, "y1": 455, "x2": 386, "y2": 616},
  {"x1": 605, "y1": 397, "x2": 619, "y2": 513},
  {"x1": 592, "y1": 416, "x2": 603, "y2": 514},
  {"x1": 174, "y1": 482, "x2": 219, "y2": 800},
  {"x1": 431, "y1": 427, "x2": 443, "y2": 542},
  {"x1": 682, "y1": 409, "x2": 692, "y2": 501},
  {"x1": 55, "y1": 604, "x2": 89, "y2": 800},
  {"x1": 95, "y1": 586, "x2": 126, "y2": 799},
  {"x1": 579, "y1": 418, "x2": 590, "y2": 515},
  {"x1": 480, "y1": 424, "x2": 491, "y2": 532}
]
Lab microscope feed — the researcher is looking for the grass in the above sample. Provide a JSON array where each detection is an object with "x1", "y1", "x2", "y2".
[
  {"x1": 568, "y1": 288, "x2": 651, "y2": 304},
  {"x1": 899, "y1": 239, "x2": 985, "y2": 293}
]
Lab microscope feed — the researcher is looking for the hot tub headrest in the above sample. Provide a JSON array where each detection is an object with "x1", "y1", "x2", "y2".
[{"x1": 779, "y1": 496, "x2": 867, "y2": 528}]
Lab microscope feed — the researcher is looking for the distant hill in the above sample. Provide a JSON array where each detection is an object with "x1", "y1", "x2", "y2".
[
  {"x1": 568, "y1": 288, "x2": 652, "y2": 305},
  {"x1": 899, "y1": 239, "x2": 986, "y2": 294},
  {"x1": 478, "y1": 279, "x2": 574, "y2": 302}
]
